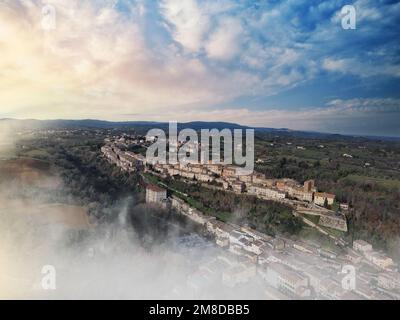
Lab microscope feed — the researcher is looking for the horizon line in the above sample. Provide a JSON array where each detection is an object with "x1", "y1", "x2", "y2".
[{"x1": 1, "y1": 117, "x2": 400, "y2": 140}]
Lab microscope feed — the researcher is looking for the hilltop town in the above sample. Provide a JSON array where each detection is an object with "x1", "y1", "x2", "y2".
[{"x1": 100, "y1": 133, "x2": 400, "y2": 300}]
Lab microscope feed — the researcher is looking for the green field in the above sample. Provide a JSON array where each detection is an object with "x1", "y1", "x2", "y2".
[{"x1": 301, "y1": 213, "x2": 320, "y2": 225}]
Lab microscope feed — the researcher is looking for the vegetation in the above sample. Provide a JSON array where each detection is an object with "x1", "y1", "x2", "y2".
[
  {"x1": 11, "y1": 127, "x2": 400, "y2": 257},
  {"x1": 159, "y1": 175, "x2": 303, "y2": 236},
  {"x1": 255, "y1": 132, "x2": 400, "y2": 255},
  {"x1": 15, "y1": 130, "x2": 142, "y2": 222}
]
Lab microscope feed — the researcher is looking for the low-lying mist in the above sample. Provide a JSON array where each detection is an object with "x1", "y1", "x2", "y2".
[
  {"x1": 0, "y1": 126, "x2": 232, "y2": 299},
  {"x1": 0, "y1": 174, "x2": 266, "y2": 299}
]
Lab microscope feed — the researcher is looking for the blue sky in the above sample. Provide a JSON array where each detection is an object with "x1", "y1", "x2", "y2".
[{"x1": 1, "y1": 0, "x2": 400, "y2": 136}]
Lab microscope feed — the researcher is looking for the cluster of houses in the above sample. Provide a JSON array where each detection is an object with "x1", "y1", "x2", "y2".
[
  {"x1": 149, "y1": 160, "x2": 336, "y2": 207},
  {"x1": 101, "y1": 144, "x2": 146, "y2": 172},
  {"x1": 101, "y1": 137, "x2": 337, "y2": 210},
  {"x1": 102, "y1": 137, "x2": 348, "y2": 235},
  {"x1": 149, "y1": 186, "x2": 313, "y2": 298},
  {"x1": 145, "y1": 184, "x2": 400, "y2": 299},
  {"x1": 103, "y1": 136, "x2": 400, "y2": 299},
  {"x1": 352, "y1": 240, "x2": 395, "y2": 270}
]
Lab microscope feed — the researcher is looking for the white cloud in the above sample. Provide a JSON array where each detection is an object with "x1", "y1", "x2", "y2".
[
  {"x1": 0, "y1": 0, "x2": 399, "y2": 130},
  {"x1": 205, "y1": 17, "x2": 243, "y2": 60},
  {"x1": 326, "y1": 98, "x2": 400, "y2": 113},
  {"x1": 322, "y1": 58, "x2": 350, "y2": 72},
  {"x1": 160, "y1": 0, "x2": 211, "y2": 52},
  {"x1": 322, "y1": 58, "x2": 400, "y2": 78},
  {"x1": 0, "y1": 0, "x2": 262, "y2": 119}
]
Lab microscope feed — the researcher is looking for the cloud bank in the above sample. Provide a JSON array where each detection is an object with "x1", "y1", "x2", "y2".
[{"x1": 1, "y1": 0, "x2": 399, "y2": 136}]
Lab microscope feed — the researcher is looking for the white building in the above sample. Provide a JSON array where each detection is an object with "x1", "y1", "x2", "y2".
[
  {"x1": 377, "y1": 272, "x2": 400, "y2": 290},
  {"x1": 314, "y1": 192, "x2": 335, "y2": 206},
  {"x1": 353, "y1": 240, "x2": 373, "y2": 253},
  {"x1": 260, "y1": 263, "x2": 310, "y2": 298},
  {"x1": 222, "y1": 264, "x2": 256, "y2": 287},
  {"x1": 345, "y1": 250, "x2": 362, "y2": 264},
  {"x1": 293, "y1": 242, "x2": 315, "y2": 254},
  {"x1": 145, "y1": 184, "x2": 167, "y2": 204},
  {"x1": 365, "y1": 251, "x2": 394, "y2": 269},
  {"x1": 247, "y1": 185, "x2": 286, "y2": 200}
]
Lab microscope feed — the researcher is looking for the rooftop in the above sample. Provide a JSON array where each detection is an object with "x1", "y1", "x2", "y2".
[
  {"x1": 314, "y1": 192, "x2": 335, "y2": 199},
  {"x1": 268, "y1": 262, "x2": 307, "y2": 283},
  {"x1": 146, "y1": 184, "x2": 166, "y2": 192},
  {"x1": 353, "y1": 239, "x2": 372, "y2": 247}
]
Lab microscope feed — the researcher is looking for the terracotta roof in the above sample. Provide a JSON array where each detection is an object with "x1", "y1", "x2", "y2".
[
  {"x1": 315, "y1": 192, "x2": 335, "y2": 199},
  {"x1": 146, "y1": 184, "x2": 166, "y2": 192}
]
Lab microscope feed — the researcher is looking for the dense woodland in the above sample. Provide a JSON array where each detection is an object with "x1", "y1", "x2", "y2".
[{"x1": 15, "y1": 130, "x2": 143, "y2": 222}]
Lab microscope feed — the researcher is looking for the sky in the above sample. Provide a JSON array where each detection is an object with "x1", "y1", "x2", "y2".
[{"x1": 1, "y1": 0, "x2": 400, "y2": 136}]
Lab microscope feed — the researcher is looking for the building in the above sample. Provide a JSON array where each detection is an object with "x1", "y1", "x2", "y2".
[
  {"x1": 314, "y1": 192, "x2": 335, "y2": 206},
  {"x1": 252, "y1": 173, "x2": 267, "y2": 185},
  {"x1": 206, "y1": 220, "x2": 235, "y2": 247},
  {"x1": 275, "y1": 179, "x2": 298, "y2": 192},
  {"x1": 238, "y1": 174, "x2": 253, "y2": 183},
  {"x1": 260, "y1": 263, "x2": 310, "y2": 298},
  {"x1": 270, "y1": 238, "x2": 286, "y2": 251},
  {"x1": 231, "y1": 181, "x2": 245, "y2": 193},
  {"x1": 181, "y1": 170, "x2": 196, "y2": 179},
  {"x1": 216, "y1": 236, "x2": 230, "y2": 248},
  {"x1": 195, "y1": 173, "x2": 213, "y2": 182},
  {"x1": 229, "y1": 230, "x2": 249, "y2": 246},
  {"x1": 222, "y1": 264, "x2": 257, "y2": 287},
  {"x1": 145, "y1": 184, "x2": 167, "y2": 204},
  {"x1": 287, "y1": 186, "x2": 314, "y2": 202},
  {"x1": 303, "y1": 180, "x2": 315, "y2": 192},
  {"x1": 365, "y1": 251, "x2": 394, "y2": 269},
  {"x1": 345, "y1": 250, "x2": 362, "y2": 264},
  {"x1": 264, "y1": 286, "x2": 291, "y2": 300},
  {"x1": 206, "y1": 164, "x2": 223, "y2": 175},
  {"x1": 222, "y1": 165, "x2": 237, "y2": 178},
  {"x1": 247, "y1": 185, "x2": 286, "y2": 200},
  {"x1": 240, "y1": 238, "x2": 264, "y2": 256},
  {"x1": 303, "y1": 266, "x2": 330, "y2": 295},
  {"x1": 377, "y1": 272, "x2": 400, "y2": 290},
  {"x1": 317, "y1": 278, "x2": 347, "y2": 300},
  {"x1": 354, "y1": 280, "x2": 379, "y2": 300},
  {"x1": 353, "y1": 240, "x2": 373, "y2": 253},
  {"x1": 293, "y1": 242, "x2": 315, "y2": 254},
  {"x1": 220, "y1": 180, "x2": 230, "y2": 190},
  {"x1": 187, "y1": 164, "x2": 202, "y2": 174},
  {"x1": 317, "y1": 248, "x2": 337, "y2": 260},
  {"x1": 167, "y1": 167, "x2": 181, "y2": 176}
]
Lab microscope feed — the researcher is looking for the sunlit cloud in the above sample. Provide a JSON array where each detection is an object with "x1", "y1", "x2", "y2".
[{"x1": 0, "y1": 0, "x2": 399, "y2": 136}]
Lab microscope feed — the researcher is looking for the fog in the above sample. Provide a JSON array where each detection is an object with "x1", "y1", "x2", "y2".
[
  {"x1": 0, "y1": 128, "x2": 267, "y2": 299},
  {"x1": 0, "y1": 182, "x2": 263, "y2": 299}
]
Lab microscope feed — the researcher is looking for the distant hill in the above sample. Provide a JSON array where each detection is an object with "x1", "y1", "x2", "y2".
[{"x1": 1, "y1": 118, "x2": 399, "y2": 142}]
